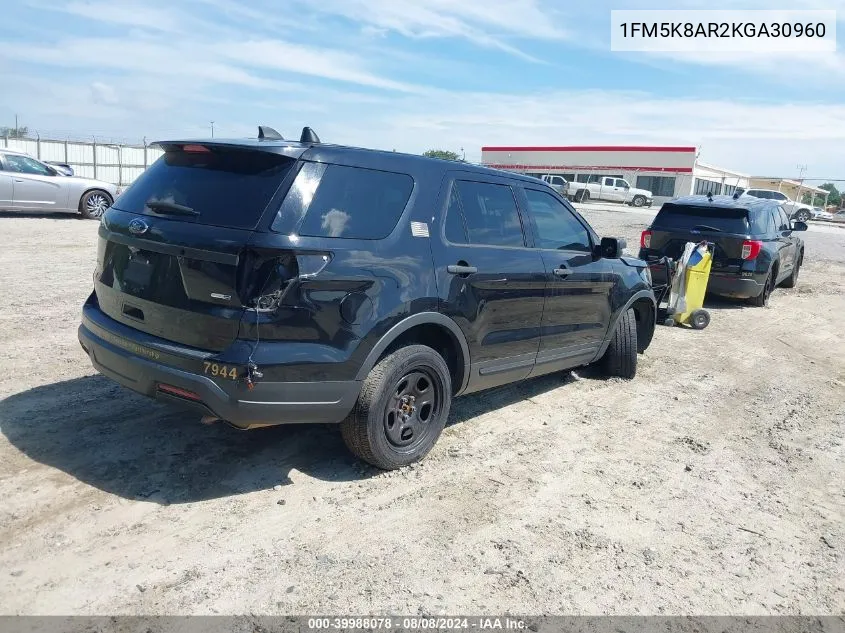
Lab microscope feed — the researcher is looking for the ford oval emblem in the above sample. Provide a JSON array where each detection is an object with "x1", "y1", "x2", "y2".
[{"x1": 128, "y1": 219, "x2": 149, "y2": 235}]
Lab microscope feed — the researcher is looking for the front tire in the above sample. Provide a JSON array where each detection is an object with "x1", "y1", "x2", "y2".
[
  {"x1": 341, "y1": 345, "x2": 451, "y2": 470},
  {"x1": 79, "y1": 190, "x2": 112, "y2": 219},
  {"x1": 632, "y1": 195, "x2": 646, "y2": 207},
  {"x1": 601, "y1": 308, "x2": 637, "y2": 379}
]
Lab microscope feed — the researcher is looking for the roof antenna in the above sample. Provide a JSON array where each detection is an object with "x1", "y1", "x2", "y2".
[
  {"x1": 300, "y1": 126, "x2": 320, "y2": 144},
  {"x1": 258, "y1": 125, "x2": 283, "y2": 140}
]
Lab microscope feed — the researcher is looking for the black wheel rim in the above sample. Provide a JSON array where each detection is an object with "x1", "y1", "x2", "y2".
[{"x1": 383, "y1": 368, "x2": 442, "y2": 451}]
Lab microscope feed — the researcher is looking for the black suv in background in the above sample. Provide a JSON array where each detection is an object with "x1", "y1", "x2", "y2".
[
  {"x1": 639, "y1": 195, "x2": 806, "y2": 307},
  {"x1": 79, "y1": 127, "x2": 656, "y2": 469}
]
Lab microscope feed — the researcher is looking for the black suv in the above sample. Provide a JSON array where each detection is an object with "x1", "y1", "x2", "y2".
[
  {"x1": 639, "y1": 195, "x2": 807, "y2": 307},
  {"x1": 78, "y1": 127, "x2": 656, "y2": 469}
]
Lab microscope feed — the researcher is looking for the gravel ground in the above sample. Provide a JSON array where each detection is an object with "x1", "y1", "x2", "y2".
[{"x1": 0, "y1": 210, "x2": 842, "y2": 616}]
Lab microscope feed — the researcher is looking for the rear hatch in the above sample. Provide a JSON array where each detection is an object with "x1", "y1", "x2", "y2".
[
  {"x1": 94, "y1": 142, "x2": 299, "y2": 351},
  {"x1": 641, "y1": 203, "x2": 751, "y2": 283}
]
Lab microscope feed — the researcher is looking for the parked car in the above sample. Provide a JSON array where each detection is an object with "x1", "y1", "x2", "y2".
[
  {"x1": 568, "y1": 176, "x2": 653, "y2": 207},
  {"x1": 78, "y1": 126, "x2": 657, "y2": 469},
  {"x1": 739, "y1": 188, "x2": 814, "y2": 222},
  {"x1": 44, "y1": 161, "x2": 74, "y2": 176},
  {"x1": 639, "y1": 194, "x2": 806, "y2": 307},
  {"x1": 0, "y1": 149, "x2": 117, "y2": 218},
  {"x1": 814, "y1": 208, "x2": 845, "y2": 221}
]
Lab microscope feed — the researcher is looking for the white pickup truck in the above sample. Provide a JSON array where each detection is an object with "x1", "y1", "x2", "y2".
[{"x1": 567, "y1": 176, "x2": 653, "y2": 207}]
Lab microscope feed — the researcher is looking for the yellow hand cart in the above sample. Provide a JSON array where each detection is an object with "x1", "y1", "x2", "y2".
[{"x1": 650, "y1": 241, "x2": 714, "y2": 330}]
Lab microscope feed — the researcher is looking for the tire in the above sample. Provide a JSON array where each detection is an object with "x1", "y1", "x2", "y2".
[
  {"x1": 575, "y1": 189, "x2": 589, "y2": 203},
  {"x1": 749, "y1": 268, "x2": 775, "y2": 307},
  {"x1": 340, "y1": 345, "x2": 451, "y2": 470},
  {"x1": 601, "y1": 308, "x2": 637, "y2": 379},
  {"x1": 690, "y1": 309, "x2": 710, "y2": 330},
  {"x1": 79, "y1": 190, "x2": 112, "y2": 219},
  {"x1": 632, "y1": 195, "x2": 646, "y2": 207},
  {"x1": 795, "y1": 209, "x2": 811, "y2": 222},
  {"x1": 781, "y1": 253, "x2": 802, "y2": 288}
]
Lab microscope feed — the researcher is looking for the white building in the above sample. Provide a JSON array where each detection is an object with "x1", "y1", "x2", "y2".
[{"x1": 480, "y1": 145, "x2": 749, "y2": 205}]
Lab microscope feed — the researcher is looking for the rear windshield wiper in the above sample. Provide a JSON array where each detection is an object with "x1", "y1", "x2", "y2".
[
  {"x1": 690, "y1": 224, "x2": 723, "y2": 232},
  {"x1": 145, "y1": 201, "x2": 199, "y2": 216}
]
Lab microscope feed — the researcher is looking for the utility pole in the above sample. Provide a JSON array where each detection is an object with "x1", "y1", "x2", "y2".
[
  {"x1": 796, "y1": 164, "x2": 807, "y2": 205},
  {"x1": 14, "y1": 114, "x2": 18, "y2": 135},
  {"x1": 210, "y1": 121, "x2": 215, "y2": 138}
]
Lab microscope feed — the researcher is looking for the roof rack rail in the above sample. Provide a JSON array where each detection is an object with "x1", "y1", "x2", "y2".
[
  {"x1": 258, "y1": 125, "x2": 283, "y2": 140},
  {"x1": 300, "y1": 127, "x2": 320, "y2": 144}
]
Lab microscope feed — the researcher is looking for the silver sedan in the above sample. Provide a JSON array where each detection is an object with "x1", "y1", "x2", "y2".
[{"x1": 0, "y1": 149, "x2": 119, "y2": 219}]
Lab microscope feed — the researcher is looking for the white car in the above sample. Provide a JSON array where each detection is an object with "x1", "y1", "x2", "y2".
[
  {"x1": 740, "y1": 188, "x2": 814, "y2": 222},
  {"x1": 0, "y1": 149, "x2": 118, "y2": 219}
]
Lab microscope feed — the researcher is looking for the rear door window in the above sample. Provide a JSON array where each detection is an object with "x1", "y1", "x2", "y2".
[
  {"x1": 295, "y1": 164, "x2": 414, "y2": 239},
  {"x1": 750, "y1": 208, "x2": 774, "y2": 235},
  {"x1": 446, "y1": 180, "x2": 525, "y2": 247},
  {"x1": 653, "y1": 204, "x2": 749, "y2": 233},
  {"x1": 113, "y1": 146, "x2": 295, "y2": 229}
]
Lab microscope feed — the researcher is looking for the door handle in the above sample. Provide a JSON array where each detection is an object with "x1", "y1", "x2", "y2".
[
  {"x1": 553, "y1": 267, "x2": 573, "y2": 277},
  {"x1": 14, "y1": 178, "x2": 24, "y2": 182},
  {"x1": 447, "y1": 264, "x2": 478, "y2": 275}
]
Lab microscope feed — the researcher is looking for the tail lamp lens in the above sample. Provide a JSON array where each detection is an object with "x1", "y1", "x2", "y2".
[
  {"x1": 640, "y1": 230, "x2": 652, "y2": 249},
  {"x1": 741, "y1": 240, "x2": 762, "y2": 260}
]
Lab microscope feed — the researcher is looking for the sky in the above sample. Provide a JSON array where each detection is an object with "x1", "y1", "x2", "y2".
[{"x1": 1, "y1": 0, "x2": 844, "y2": 180}]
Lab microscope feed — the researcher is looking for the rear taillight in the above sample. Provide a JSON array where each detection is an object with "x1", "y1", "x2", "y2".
[
  {"x1": 248, "y1": 253, "x2": 331, "y2": 312},
  {"x1": 640, "y1": 230, "x2": 652, "y2": 249},
  {"x1": 741, "y1": 240, "x2": 762, "y2": 260},
  {"x1": 182, "y1": 144, "x2": 211, "y2": 153}
]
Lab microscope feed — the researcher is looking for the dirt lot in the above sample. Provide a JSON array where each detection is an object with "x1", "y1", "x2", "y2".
[{"x1": 0, "y1": 210, "x2": 842, "y2": 615}]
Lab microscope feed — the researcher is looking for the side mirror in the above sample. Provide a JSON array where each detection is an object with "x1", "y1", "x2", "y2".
[
  {"x1": 791, "y1": 221, "x2": 808, "y2": 232},
  {"x1": 46, "y1": 166, "x2": 59, "y2": 176},
  {"x1": 596, "y1": 237, "x2": 626, "y2": 259},
  {"x1": 624, "y1": 184, "x2": 630, "y2": 190}
]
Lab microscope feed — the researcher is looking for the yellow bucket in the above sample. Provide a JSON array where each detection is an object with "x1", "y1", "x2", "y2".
[{"x1": 675, "y1": 247, "x2": 712, "y2": 329}]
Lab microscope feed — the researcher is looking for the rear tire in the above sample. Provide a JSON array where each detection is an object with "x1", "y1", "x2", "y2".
[
  {"x1": 632, "y1": 195, "x2": 646, "y2": 207},
  {"x1": 749, "y1": 269, "x2": 775, "y2": 307},
  {"x1": 601, "y1": 308, "x2": 637, "y2": 379},
  {"x1": 79, "y1": 190, "x2": 112, "y2": 220},
  {"x1": 781, "y1": 254, "x2": 801, "y2": 288},
  {"x1": 576, "y1": 189, "x2": 589, "y2": 202},
  {"x1": 340, "y1": 345, "x2": 451, "y2": 470},
  {"x1": 795, "y1": 209, "x2": 811, "y2": 222}
]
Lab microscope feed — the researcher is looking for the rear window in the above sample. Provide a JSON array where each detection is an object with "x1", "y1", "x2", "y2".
[
  {"x1": 653, "y1": 204, "x2": 749, "y2": 234},
  {"x1": 277, "y1": 163, "x2": 413, "y2": 240},
  {"x1": 112, "y1": 146, "x2": 295, "y2": 229}
]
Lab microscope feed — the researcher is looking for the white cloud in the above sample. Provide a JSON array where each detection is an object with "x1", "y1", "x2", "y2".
[{"x1": 289, "y1": 0, "x2": 566, "y2": 61}]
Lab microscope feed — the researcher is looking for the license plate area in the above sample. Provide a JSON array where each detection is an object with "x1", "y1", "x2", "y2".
[{"x1": 123, "y1": 253, "x2": 153, "y2": 287}]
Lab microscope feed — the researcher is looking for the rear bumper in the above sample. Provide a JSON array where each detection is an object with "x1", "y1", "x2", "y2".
[
  {"x1": 707, "y1": 272, "x2": 765, "y2": 299},
  {"x1": 79, "y1": 305, "x2": 361, "y2": 427}
]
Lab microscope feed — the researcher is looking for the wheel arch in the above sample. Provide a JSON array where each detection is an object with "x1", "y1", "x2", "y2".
[
  {"x1": 594, "y1": 290, "x2": 656, "y2": 360},
  {"x1": 355, "y1": 312, "x2": 470, "y2": 395}
]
